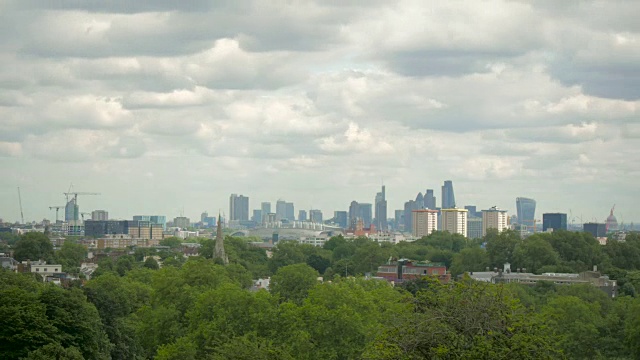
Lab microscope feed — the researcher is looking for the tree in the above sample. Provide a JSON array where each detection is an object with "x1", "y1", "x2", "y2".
[
  {"x1": 55, "y1": 242, "x2": 87, "y2": 274},
  {"x1": 449, "y1": 246, "x2": 490, "y2": 276},
  {"x1": 485, "y1": 229, "x2": 520, "y2": 268},
  {"x1": 13, "y1": 232, "x2": 54, "y2": 262},
  {"x1": 512, "y1": 237, "x2": 560, "y2": 273},
  {"x1": 143, "y1": 257, "x2": 160, "y2": 270},
  {"x1": 270, "y1": 264, "x2": 318, "y2": 304},
  {"x1": 160, "y1": 236, "x2": 183, "y2": 249},
  {"x1": 268, "y1": 242, "x2": 306, "y2": 273},
  {"x1": 22, "y1": 343, "x2": 84, "y2": 360}
]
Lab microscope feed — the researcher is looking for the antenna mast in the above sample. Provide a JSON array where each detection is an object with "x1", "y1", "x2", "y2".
[{"x1": 17, "y1": 187, "x2": 24, "y2": 224}]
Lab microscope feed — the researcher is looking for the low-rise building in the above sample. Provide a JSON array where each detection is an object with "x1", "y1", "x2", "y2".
[{"x1": 376, "y1": 259, "x2": 450, "y2": 284}]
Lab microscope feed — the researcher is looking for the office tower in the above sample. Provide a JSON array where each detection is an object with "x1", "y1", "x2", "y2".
[
  {"x1": 441, "y1": 180, "x2": 456, "y2": 209},
  {"x1": 441, "y1": 208, "x2": 468, "y2": 237},
  {"x1": 334, "y1": 211, "x2": 348, "y2": 229},
  {"x1": 467, "y1": 217, "x2": 483, "y2": 239},
  {"x1": 349, "y1": 201, "x2": 360, "y2": 229},
  {"x1": 173, "y1": 216, "x2": 190, "y2": 229},
  {"x1": 481, "y1": 207, "x2": 508, "y2": 236},
  {"x1": 464, "y1": 205, "x2": 478, "y2": 218},
  {"x1": 425, "y1": 189, "x2": 436, "y2": 209},
  {"x1": 65, "y1": 198, "x2": 79, "y2": 222},
  {"x1": 415, "y1": 192, "x2": 424, "y2": 209},
  {"x1": 299, "y1": 210, "x2": 308, "y2": 222},
  {"x1": 276, "y1": 200, "x2": 287, "y2": 221},
  {"x1": 374, "y1": 185, "x2": 388, "y2": 230},
  {"x1": 261, "y1": 202, "x2": 271, "y2": 223},
  {"x1": 266, "y1": 213, "x2": 277, "y2": 224},
  {"x1": 310, "y1": 209, "x2": 323, "y2": 223},
  {"x1": 91, "y1": 210, "x2": 108, "y2": 221},
  {"x1": 412, "y1": 209, "x2": 438, "y2": 237},
  {"x1": 229, "y1": 194, "x2": 249, "y2": 221},
  {"x1": 128, "y1": 220, "x2": 163, "y2": 239},
  {"x1": 359, "y1": 203, "x2": 372, "y2": 228},
  {"x1": 133, "y1": 215, "x2": 167, "y2": 230},
  {"x1": 516, "y1": 197, "x2": 536, "y2": 230},
  {"x1": 252, "y1": 209, "x2": 263, "y2": 223},
  {"x1": 404, "y1": 200, "x2": 415, "y2": 232},
  {"x1": 285, "y1": 202, "x2": 295, "y2": 221},
  {"x1": 543, "y1": 213, "x2": 567, "y2": 232},
  {"x1": 395, "y1": 209, "x2": 404, "y2": 231},
  {"x1": 84, "y1": 220, "x2": 129, "y2": 238},
  {"x1": 584, "y1": 223, "x2": 606, "y2": 238}
]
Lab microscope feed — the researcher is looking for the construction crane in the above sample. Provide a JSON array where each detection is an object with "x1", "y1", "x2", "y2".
[
  {"x1": 17, "y1": 187, "x2": 25, "y2": 224},
  {"x1": 49, "y1": 206, "x2": 65, "y2": 222},
  {"x1": 80, "y1": 212, "x2": 91, "y2": 221},
  {"x1": 64, "y1": 192, "x2": 100, "y2": 203}
]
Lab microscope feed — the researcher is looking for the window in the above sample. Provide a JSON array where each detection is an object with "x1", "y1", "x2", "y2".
[
  {"x1": 35, "y1": 268, "x2": 39, "y2": 272},
  {"x1": 54, "y1": 269, "x2": 58, "y2": 272}
]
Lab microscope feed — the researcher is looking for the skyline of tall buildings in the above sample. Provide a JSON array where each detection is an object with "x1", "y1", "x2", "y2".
[
  {"x1": 229, "y1": 194, "x2": 249, "y2": 222},
  {"x1": 374, "y1": 185, "x2": 387, "y2": 231},
  {"x1": 516, "y1": 197, "x2": 537, "y2": 231}
]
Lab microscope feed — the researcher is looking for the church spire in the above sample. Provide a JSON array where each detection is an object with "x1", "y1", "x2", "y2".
[{"x1": 214, "y1": 213, "x2": 228, "y2": 265}]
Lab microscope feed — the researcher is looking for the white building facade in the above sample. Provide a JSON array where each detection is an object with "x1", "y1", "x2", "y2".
[
  {"x1": 412, "y1": 209, "x2": 438, "y2": 238},
  {"x1": 482, "y1": 207, "x2": 508, "y2": 236},
  {"x1": 441, "y1": 208, "x2": 468, "y2": 237}
]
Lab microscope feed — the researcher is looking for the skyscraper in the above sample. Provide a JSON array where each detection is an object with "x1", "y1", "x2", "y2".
[
  {"x1": 441, "y1": 180, "x2": 456, "y2": 209},
  {"x1": 276, "y1": 200, "x2": 287, "y2": 221},
  {"x1": 229, "y1": 194, "x2": 249, "y2": 221},
  {"x1": 424, "y1": 189, "x2": 436, "y2": 209},
  {"x1": 65, "y1": 198, "x2": 79, "y2": 222},
  {"x1": 359, "y1": 203, "x2": 372, "y2": 228},
  {"x1": 252, "y1": 209, "x2": 263, "y2": 223},
  {"x1": 261, "y1": 202, "x2": 271, "y2": 224},
  {"x1": 285, "y1": 202, "x2": 295, "y2": 221},
  {"x1": 404, "y1": 200, "x2": 415, "y2": 232},
  {"x1": 310, "y1": 209, "x2": 323, "y2": 223},
  {"x1": 415, "y1": 192, "x2": 424, "y2": 210},
  {"x1": 374, "y1": 185, "x2": 388, "y2": 231},
  {"x1": 543, "y1": 213, "x2": 567, "y2": 232},
  {"x1": 349, "y1": 201, "x2": 360, "y2": 230},
  {"x1": 298, "y1": 210, "x2": 308, "y2": 222},
  {"x1": 91, "y1": 210, "x2": 108, "y2": 221},
  {"x1": 516, "y1": 197, "x2": 536, "y2": 230},
  {"x1": 334, "y1": 211, "x2": 348, "y2": 229},
  {"x1": 441, "y1": 208, "x2": 468, "y2": 237}
]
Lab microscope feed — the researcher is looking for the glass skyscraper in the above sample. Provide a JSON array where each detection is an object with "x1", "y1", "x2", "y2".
[
  {"x1": 516, "y1": 197, "x2": 536, "y2": 229},
  {"x1": 441, "y1": 180, "x2": 456, "y2": 209}
]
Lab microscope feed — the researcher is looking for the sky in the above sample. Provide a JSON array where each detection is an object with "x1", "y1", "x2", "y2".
[{"x1": 0, "y1": 0, "x2": 639, "y2": 225}]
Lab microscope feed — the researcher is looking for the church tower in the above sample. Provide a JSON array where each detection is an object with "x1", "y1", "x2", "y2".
[{"x1": 214, "y1": 214, "x2": 229, "y2": 265}]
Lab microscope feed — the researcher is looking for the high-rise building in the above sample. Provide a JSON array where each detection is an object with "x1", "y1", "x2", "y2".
[
  {"x1": 584, "y1": 222, "x2": 606, "y2": 238},
  {"x1": 334, "y1": 211, "x2": 348, "y2": 229},
  {"x1": 261, "y1": 202, "x2": 271, "y2": 223},
  {"x1": 91, "y1": 210, "x2": 108, "y2": 221},
  {"x1": 467, "y1": 217, "x2": 483, "y2": 239},
  {"x1": 441, "y1": 180, "x2": 456, "y2": 209},
  {"x1": 229, "y1": 194, "x2": 249, "y2": 221},
  {"x1": 276, "y1": 200, "x2": 287, "y2": 221},
  {"x1": 441, "y1": 208, "x2": 468, "y2": 237},
  {"x1": 84, "y1": 220, "x2": 129, "y2": 238},
  {"x1": 395, "y1": 209, "x2": 404, "y2": 231},
  {"x1": 516, "y1": 197, "x2": 536, "y2": 230},
  {"x1": 464, "y1": 205, "x2": 479, "y2": 218},
  {"x1": 374, "y1": 185, "x2": 388, "y2": 230},
  {"x1": 298, "y1": 210, "x2": 308, "y2": 222},
  {"x1": 349, "y1": 201, "x2": 360, "y2": 229},
  {"x1": 133, "y1": 215, "x2": 167, "y2": 230},
  {"x1": 404, "y1": 200, "x2": 415, "y2": 232},
  {"x1": 252, "y1": 209, "x2": 263, "y2": 223},
  {"x1": 543, "y1": 213, "x2": 567, "y2": 232},
  {"x1": 425, "y1": 189, "x2": 436, "y2": 209},
  {"x1": 128, "y1": 220, "x2": 163, "y2": 239},
  {"x1": 65, "y1": 199, "x2": 79, "y2": 222},
  {"x1": 412, "y1": 209, "x2": 438, "y2": 237},
  {"x1": 310, "y1": 209, "x2": 323, "y2": 223},
  {"x1": 359, "y1": 203, "x2": 372, "y2": 228},
  {"x1": 415, "y1": 192, "x2": 424, "y2": 210},
  {"x1": 285, "y1": 202, "x2": 295, "y2": 221},
  {"x1": 173, "y1": 216, "x2": 190, "y2": 229},
  {"x1": 481, "y1": 207, "x2": 508, "y2": 236}
]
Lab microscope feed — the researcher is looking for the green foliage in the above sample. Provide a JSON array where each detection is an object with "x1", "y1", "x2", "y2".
[
  {"x1": 270, "y1": 263, "x2": 319, "y2": 304},
  {"x1": 55, "y1": 241, "x2": 87, "y2": 274},
  {"x1": 449, "y1": 246, "x2": 490, "y2": 276},
  {"x1": 143, "y1": 256, "x2": 160, "y2": 270},
  {"x1": 159, "y1": 236, "x2": 183, "y2": 249},
  {"x1": 485, "y1": 229, "x2": 520, "y2": 268},
  {"x1": 22, "y1": 343, "x2": 84, "y2": 360},
  {"x1": 512, "y1": 237, "x2": 560, "y2": 274},
  {"x1": 13, "y1": 232, "x2": 54, "y2": 262}
]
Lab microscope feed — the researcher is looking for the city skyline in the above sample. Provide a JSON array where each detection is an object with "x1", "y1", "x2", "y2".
[{"x1": 0, "y1": 1, "x2": 638, "y2": 223}]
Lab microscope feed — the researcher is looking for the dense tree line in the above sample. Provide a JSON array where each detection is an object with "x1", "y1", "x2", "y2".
[{"x1": 3, "y1": 230, "x2": 640, "y2": 359}]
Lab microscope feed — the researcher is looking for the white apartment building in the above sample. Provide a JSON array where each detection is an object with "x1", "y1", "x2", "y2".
[
  {"x1": 412, "y1": 209, "x2": 438, "y2": 238},
  {"x1": 482, "y1": 206, "x2": 508, "y2": 236},
  {"x1": 441, "y1": 208, "x2": 468, "y2": 237}
]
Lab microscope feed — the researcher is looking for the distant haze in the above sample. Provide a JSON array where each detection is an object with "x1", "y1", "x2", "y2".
[{"x1": 0, "y1": 1, "x2": 638, "y2": 223}]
